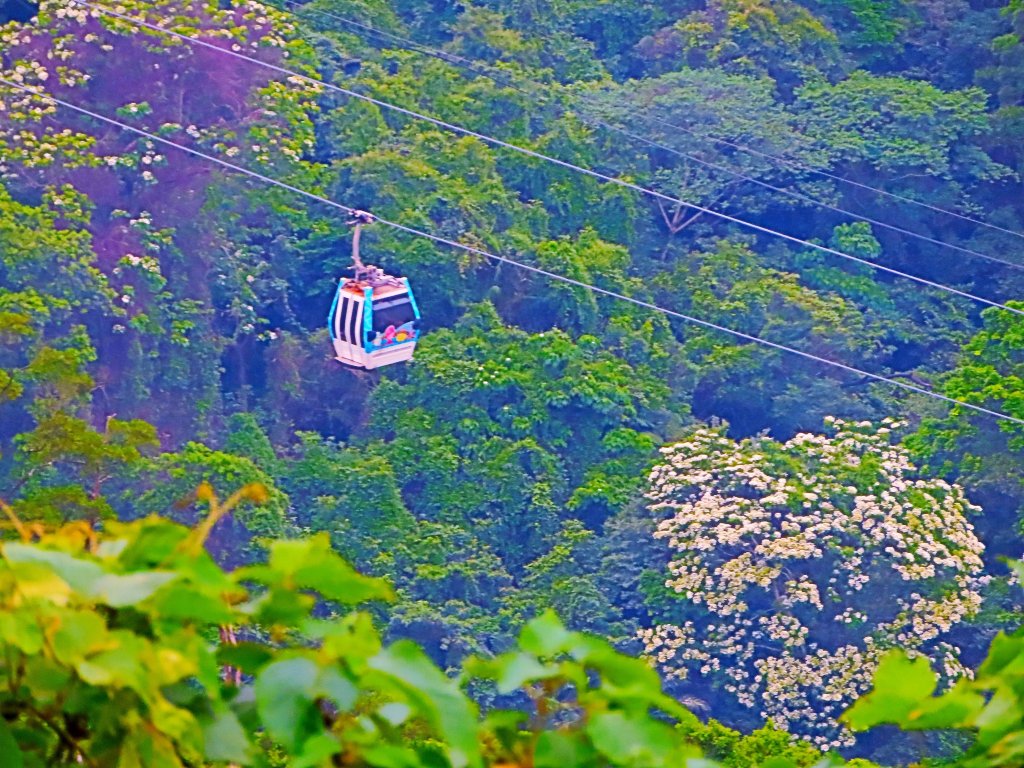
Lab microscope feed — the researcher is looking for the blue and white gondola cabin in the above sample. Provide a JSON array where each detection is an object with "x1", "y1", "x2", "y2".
[{"x1": 328, "y1": 271, "x2": 421, "y2": 369}]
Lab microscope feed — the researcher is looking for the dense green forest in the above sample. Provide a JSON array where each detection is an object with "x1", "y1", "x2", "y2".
[{"x1": 1, "y1": 0, "x2": 1023, "y2": 763}]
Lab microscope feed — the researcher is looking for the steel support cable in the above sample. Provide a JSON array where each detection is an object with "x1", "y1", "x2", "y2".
[
  {"x1": 277, "y1": 1, "x2": 1024, "y2": 271},
  {"x1": 3, "y1": 78, "x2": 1023, "y2": 428},
  {"x1": 591, "y1": 119, "x2": 1024, "y2": 272},
  {"x1": 279, "y1": 0, "x2": 574, "y2": 108},
  {"x1": 277, "y1": 0, "x2": 498, "y2": 80},
  {"x1": 282, "y1": 0, "x2": 564, "y2": 121},
  {"x1": 269, "y1": 0, "x2": 1024, "y2": 245},
  {"x1": 66, "y1": 0, "x2": 1024, "y2": 319},
  {"x1": 266, "y1": 0, "x2": 1024, "y2": 273},
  {"x1": 638, "y1": 112, "x2": 1024, "y2": 241}
]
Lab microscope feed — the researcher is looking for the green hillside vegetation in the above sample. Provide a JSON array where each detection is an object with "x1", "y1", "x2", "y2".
[
  {"x1": 0, "y1": 0, "x2": 1023, "y2": 763},
  {"x1": 0, "y1": 498, "x2": 1022, "y2": 767}
]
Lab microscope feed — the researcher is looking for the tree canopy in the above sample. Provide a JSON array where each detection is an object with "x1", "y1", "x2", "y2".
[{"x1": 1, "y1": 0, "x2": 1023, "y2": 762}]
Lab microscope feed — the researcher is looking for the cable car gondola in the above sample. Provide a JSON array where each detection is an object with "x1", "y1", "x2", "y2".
[{"x1": 328, "y1": 211, "x2": 421, "y2": 369}]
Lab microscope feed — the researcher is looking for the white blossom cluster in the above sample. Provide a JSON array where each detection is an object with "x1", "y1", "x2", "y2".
[
  {"x1": 0, "y1": 0, "x2": 320, "y2": 181},
  {"x1": 119, "y1": 252, "x2": 161, "y2": 276},
  {"x1": 639, "y1": 418, "x2": 987, "y2": 750}
]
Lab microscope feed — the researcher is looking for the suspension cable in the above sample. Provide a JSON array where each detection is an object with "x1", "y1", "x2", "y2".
[
  {"x1": 279, "y1": 0, "x2": 498, "y2": 79},
  {"x1": 640, "y1": 112, "x2": 1024, "y2": 242},
  {"x1": 588, "y1": 118, "x2": 1024, "y2": 272},
  {"x1": 3, "y1": 77, "x2": 1021, "y2": 428},
  {"x1": 61, "y1": 0, "x2": 1024, "y2": 318},
  {"x1": 275, "y1": 0, "x2": 1024, "y2": 247}
]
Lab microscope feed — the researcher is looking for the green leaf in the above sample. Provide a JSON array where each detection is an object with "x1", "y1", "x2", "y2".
[
  {"x1": 369, "y1": 641, "x2": 481, "y2": 768},
  {"x1": 293, "y1": 733, "x2": 342, "y2": 768},
  {"x1": 307, "y1": 612, "x2": 382, "y2": 662},
  {"x1": 973, "y1": 685, "x2": 1021, "y2": 747},
  {"x1": 96, "y1": 538, "x2": 129, "y2": 559},
  {"x1": 842, "y1": 651, "x2": 939, "y2": 730},
  {"x1": 75, "y1": 632, "x2": 151, "y2": 694},
  {"x1": 586, "y1": 711, "x2": 681, "y2": 766},
  {"x1": 518, "y1": 610, "x2": 574, "y2": 657},
  {"x1": 267, "y1": 535, "x2": 394, "y2": 604},
  {"x1": 217, "y1": 642, "x2": 275, "y2": 674},
  {"x1": 254, "y1": 656, "x2": 355, "y2": 753},
  {"x1": 202, "y1": 708, "x2": 252, "y2": 763},
  {"x1": 360, "y1": 743, "x2": 421, "y2": 768},
  {"x1": 4, "y1": 563, "x2": 71, "y2": 604},
  {"x1": 534, "y1": 730, "x2": 597, "y2": 768},
  {"x1": 0, "y1": 612, "x2": 44, "y2": 654},
  {"x1": 475, "y1": 651, "x2": 557, "y2": 694},
  {"x1": 150, "y1": 698, "x2": 201, "y2": 752},
  {"x1": 92, "y1": 571, "x2": 177, "y2": 607},
  {"x1": 121, "y1": 726, "x2": 182, "y2": 768},
  {"x1": 3, "y1": 546, "x2": 176, "y2": 608},
  {"x1": 978, "y1": 631, "x2": 1024, "y2": 678},
  {"x1": 317, "y1": 666, "x2": 358, "y2": 711},
  {"x1": 3, "y1": 544, "x2": 103, "y2": 594},
  {"x1": 255, "y1": 657, "x2": 322, "y2": 752},
  {"x1": 377, "y1": 702, "x2": 411, "y2": 726},
  {"x1": 0, "y1": 719, "x2": 24, "y2": 768},
  {"x1": 149, "y1": 583, "x2": 234, "y2": 624},
  {"x1": 570, "y1": 635, "x2": 679, "y2": 715},
  {"x1": 22, "y1": 656, "x2": 72, "y2": 704},
  {"x1": 51, "y1": 610, "x2": 109, "y2": 665},
  {"x1": 241, "y1": 587, "x2": 315, "y2": 625}
]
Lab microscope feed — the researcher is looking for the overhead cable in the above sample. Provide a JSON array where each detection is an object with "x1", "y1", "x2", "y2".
[
  {"x1": 590, "y1": 119, "x2": 1024, "y2": 272},
  {"x1": 641, "y1": 112, "x2": 1024, "y2": 242},
  {"x1": 3, "y1": 78, "x2": 1022, "y2": 428},
  {"x1": 65, "y1": 0, "x2": 1024, "y2": 318},
  {"x1": 277, "y1": 0, "x2": 1024, "y2": 271},
  {"x1": 276, "y1": 0, "x2": 1024, "y2": 249},
  {"x1": 278, "y1": 0, "x2": 497, "y2": 79}
]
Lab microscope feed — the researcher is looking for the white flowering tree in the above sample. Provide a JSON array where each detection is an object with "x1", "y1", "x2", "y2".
[{"x1": 639, "y1": 418, "x2": 988, "y2": 750}]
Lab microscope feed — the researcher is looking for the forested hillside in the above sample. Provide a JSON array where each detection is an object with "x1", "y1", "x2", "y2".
[{"x1": 0, "y1": 0, "x2": 1022, "y2": 763}]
